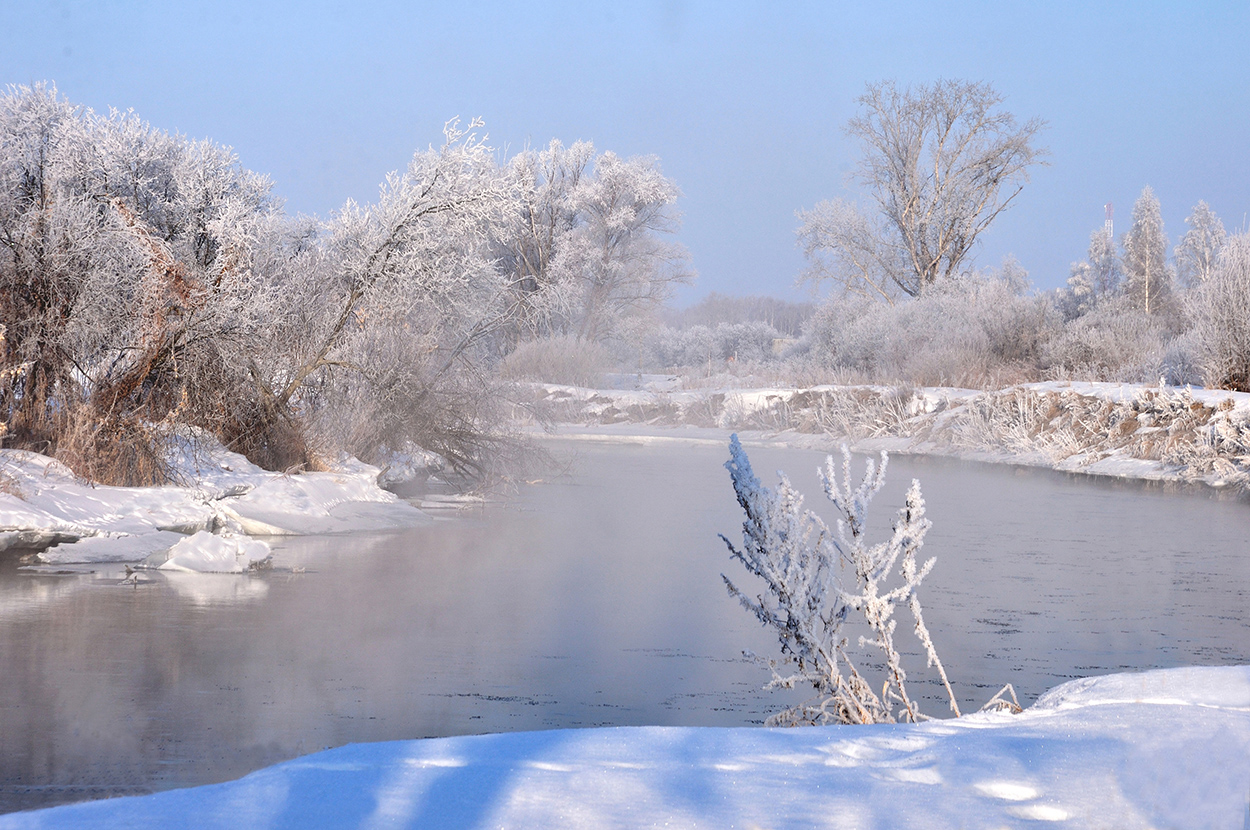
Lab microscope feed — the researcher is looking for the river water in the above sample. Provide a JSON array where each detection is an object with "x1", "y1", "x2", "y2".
[{"x1": 1, "y1": 437, "x2": 1248, "y2": 812}]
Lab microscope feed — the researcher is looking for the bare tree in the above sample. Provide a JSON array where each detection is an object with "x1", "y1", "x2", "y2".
[
  {"x1": 799, "y1": 79, "x2": 1046, "y2": 299},
  {"x1": 1175, "y1": 200, "x2": 1226, "y2": 288},
  {"x1": 1122, "y1": 186, "x2": 1173, "y2": 315}
]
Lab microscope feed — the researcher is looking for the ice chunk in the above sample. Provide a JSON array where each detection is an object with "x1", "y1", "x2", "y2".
[{"x1": 151, "y1": 531, "x2": 272, "y2": 574}]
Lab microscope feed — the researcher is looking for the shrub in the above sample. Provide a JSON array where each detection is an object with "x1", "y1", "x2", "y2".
[
  {"x1": 643, "y1": 321, "x2": 784, "y2": 369},
  {"x1": 500, "y1": 334, "x2": 612, "y2": 387},
  {"x1": 803, "y1": 273, "x2": 1057, "y2": 387},
  {"x1": 1039, "y1": 296, "x2": 1174, "y2": 382}
]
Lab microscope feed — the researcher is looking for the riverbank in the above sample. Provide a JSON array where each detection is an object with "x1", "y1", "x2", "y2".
[
  {"x1": 0, "y1": 436, "x2": 429, "y2": 570},
  {"x1": 7, "y1": 378, "x2": 1248, "y2": 570},
  {"x1": 518, "y1": 379, "x2": 1250, "y2": 492},
  {"x1": 4, "y1": 664, "x2": 1247, "y2": 829}
]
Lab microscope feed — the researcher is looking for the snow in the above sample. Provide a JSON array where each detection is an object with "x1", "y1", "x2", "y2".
[
  {"x1": 2, "y1": 665, "x2": 1246, "y2": 829},
  {"x1": 0, "y1": 437, "x2": 429, "y2": 567},
  {"x1": 524, "y1": 379, "x2": 1250, "y2": 491},
  {"x1": 1024, "y1": 379, "x2": 1250, "y2": 413},
  {"x1": 148, "y1": 531, "x2": 272, "y2": 574}
]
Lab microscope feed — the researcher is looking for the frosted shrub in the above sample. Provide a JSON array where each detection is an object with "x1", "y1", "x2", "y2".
[
  {"x1": 720, "y1": 435, "x2": 960, "y2": 725},
  {"x1": 1191, "y1": 233, "x2": 1250, "y2": 392},
  {"x1": 645, "y1": 321, "x2": 782, "y2": 369},
  {"x1": 500, "y1": 335, "x2": 612, "y2": 387},
  {"x1": 803, "y1": 271, "x2": 1055, "y2": 387},
  {"x1": 663, "y1": 292, "x2": 814, "y2": 336},
  {"x1": 1040, "y1": 296, "x2": 1175, "y2": 382}
]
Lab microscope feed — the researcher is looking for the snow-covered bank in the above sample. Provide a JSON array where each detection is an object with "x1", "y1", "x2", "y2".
[
  {"x1": 0, "y1": 440, "x2": 429, "y2": 569},
  {"x1": 3, "y1": 665, "x2": 1247, "y2": 828},
  {"x1": 519, "y1": 380, "x2": 1250, "y2": 491}
]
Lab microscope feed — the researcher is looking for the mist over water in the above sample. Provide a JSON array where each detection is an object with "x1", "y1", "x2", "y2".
[{"x1": 2, "y1": 438, "x2": 1248, "y2": 812}]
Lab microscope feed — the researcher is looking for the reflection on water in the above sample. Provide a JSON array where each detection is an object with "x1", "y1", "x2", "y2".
[
  {"x1": 1, "y1": 439, "x2": 1248, "y2": 813},
  {"x1": 158, "y1": 571, "x2": 270, "y2": 606}
]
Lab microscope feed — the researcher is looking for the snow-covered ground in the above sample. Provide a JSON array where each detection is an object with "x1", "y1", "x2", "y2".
[
  {"x1": 0, "y1": 436, "x2": 429, "y2": 570},
  {"x1": 2, "y1": 665, "x2": 1246, "y2": 829}
]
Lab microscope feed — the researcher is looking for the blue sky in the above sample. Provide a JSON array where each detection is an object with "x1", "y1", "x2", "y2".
[{"x1": 4, "y1": 1, "x2": 1249, "y2": 303}]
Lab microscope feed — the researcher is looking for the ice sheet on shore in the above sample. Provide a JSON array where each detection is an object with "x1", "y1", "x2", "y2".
[
  {"x1": 2, "y1": 665, "x2": 1246, "y2": 829},
  {"x1": 0, "y1": 440, "x2": 429, "y2": 566}
]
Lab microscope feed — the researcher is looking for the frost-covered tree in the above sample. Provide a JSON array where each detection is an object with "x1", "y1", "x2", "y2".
[
  {"x1": 720, "y1": 436, "x2": 960, "y2": 725},
  {"x1": 1063, "y1": 261, "x2": 1096, "y2": 317},
  {"x1": 1122, "y1": 187, "x2": 1173, "y2": 315},
  {"x1": 1062, "y1": 227, "x2": 1122, "y2": 317},
  {"x1": 1088, "y1": 227, "x2": 1122, "y2": 300},
  {"x1": 1174, "y1": 200, "x2": 1226, "y2": 288},
  {"x1": 0, "y1": 83, "x2": 289, "y2": 481},
  {"x1": 0, "y1": 83, "x2": 694, "y2": 483},
  {"x1": 799, "y1": 79, "x2": 1046, "y2": 300},
  {"x1": 562, "y1": 152, "x2": 692, "y2": 341},
  {"x1": 498, "y1": 142, "x2": 691, "y2": 343},
  {"x1": 498, "y1": 140, "x2": 593, "y2": 338},
  {"x1": 275, "y1": 118, "x2": 521, "y2": 474},
  {"x1": 1191, "y1": 233, "x2": 1250, "y2": 392}
]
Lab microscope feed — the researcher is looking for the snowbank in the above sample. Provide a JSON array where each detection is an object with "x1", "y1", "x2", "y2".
[
  {"x1": 0, "y1": 437, "x2": 429, "y2": 567},
  {"x1": 2, "y1": 665, "x2": 1245, "y2": 828}
]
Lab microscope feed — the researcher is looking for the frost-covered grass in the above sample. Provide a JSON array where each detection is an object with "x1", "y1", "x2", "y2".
[
  {"x1": 0, "y1": 433, "x2": 428, "y2": 569},
  {"x1": 2, "y1": 665, "x2": 1246, "y2": 829},
  {"x1": 518, "y1": 379, "x2": 1250, "y2": 491}
]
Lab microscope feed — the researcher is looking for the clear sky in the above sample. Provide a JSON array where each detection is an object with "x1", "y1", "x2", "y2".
[{"x1": 4, "y1": 0, "x2": 1248, "y2": 303}]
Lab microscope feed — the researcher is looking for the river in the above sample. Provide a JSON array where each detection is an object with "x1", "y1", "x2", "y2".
[{"x1": 1, "y1": 436, "x2": 1247, "y2": 813}]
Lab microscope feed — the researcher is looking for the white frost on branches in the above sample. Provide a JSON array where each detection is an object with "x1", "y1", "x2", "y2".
[{"x1": 720, "y1": 434, "x2": 960, "y2": 725}]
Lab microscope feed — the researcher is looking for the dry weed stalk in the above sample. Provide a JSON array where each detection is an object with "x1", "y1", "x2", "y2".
[{"x1": 720, "y1": 435, "x2": 960, "y2": 726}]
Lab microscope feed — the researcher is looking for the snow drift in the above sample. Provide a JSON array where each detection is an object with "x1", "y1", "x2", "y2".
[{"x1": 2, "y1": 665, "x2": 1246, "y2": 829}]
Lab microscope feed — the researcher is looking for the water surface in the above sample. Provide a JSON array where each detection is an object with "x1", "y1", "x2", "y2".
[{"x1": 1, "y1": 438, "x2": 1247, "y2": 812}]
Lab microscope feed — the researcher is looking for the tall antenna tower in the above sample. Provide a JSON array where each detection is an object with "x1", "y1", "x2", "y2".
[{"x1": 1104, "y1": 203, "x2": 1114, "y2": 240}]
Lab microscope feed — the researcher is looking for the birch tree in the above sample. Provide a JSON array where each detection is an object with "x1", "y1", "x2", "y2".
[{"x1": 1122, "y1": 187, "x2": 1173, "y2": 315}]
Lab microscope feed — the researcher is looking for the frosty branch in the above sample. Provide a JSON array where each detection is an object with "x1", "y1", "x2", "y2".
[{"x1": 720, "y1": 435, "x2": 961, "y2": 725}]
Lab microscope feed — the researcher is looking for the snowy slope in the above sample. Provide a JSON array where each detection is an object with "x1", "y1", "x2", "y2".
[{"x1": 3, "y1": 665, "x2": 1247, "y2": 829}]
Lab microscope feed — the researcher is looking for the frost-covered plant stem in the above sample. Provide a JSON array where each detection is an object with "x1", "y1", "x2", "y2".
[
  {"x1": 720, "y1": 434, "x2": 960, "y2": 725},
  {"x1": 820, "y1": 447, "x2": 961, "y2": 718}
]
